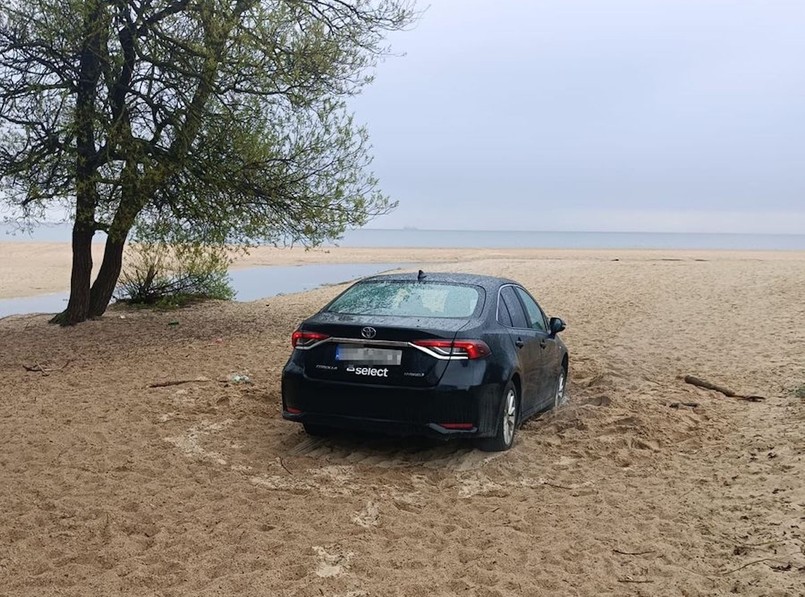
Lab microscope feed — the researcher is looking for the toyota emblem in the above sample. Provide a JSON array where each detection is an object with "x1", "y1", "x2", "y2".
[{"x1": 361, "y1": 326, "x2": 377, "y2": 339}]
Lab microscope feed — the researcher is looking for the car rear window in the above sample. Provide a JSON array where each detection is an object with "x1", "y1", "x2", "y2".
[{"x1": 326, "y1": 281, "x2": 482, "y2": 318}]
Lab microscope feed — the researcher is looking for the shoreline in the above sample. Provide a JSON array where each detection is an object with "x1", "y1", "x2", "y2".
[{"x1": 2, "y1": 241, "x2": 804, "y2": 299}]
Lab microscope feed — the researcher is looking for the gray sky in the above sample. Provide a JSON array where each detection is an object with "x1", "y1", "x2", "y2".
[{"x1": 352, "y1": 0, "x2": 805, "y2": 233}]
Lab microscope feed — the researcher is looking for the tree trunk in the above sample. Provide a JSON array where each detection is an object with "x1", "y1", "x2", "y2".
[
  {"x1": 88, "y1": 234, "x2": 128, "y2": 318},
  {"x1": 50, "y1": 222, "x2": 94, "y2": 325},
  {"x1": 50, "y1": 0, "x2": 104, "y2": 325},
  {"x1": 88, "y1": 160, "x2": 143, "y2": 318}
]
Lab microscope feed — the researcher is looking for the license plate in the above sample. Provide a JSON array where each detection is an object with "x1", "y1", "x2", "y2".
[{"x1": 335, "y1": 345, "x2": 402, "y2": 366}]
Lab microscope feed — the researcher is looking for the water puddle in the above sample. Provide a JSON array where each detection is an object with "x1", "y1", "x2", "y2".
[
  {"x1": 0, "y1": 292, "x2": 70, "y2": 318},
  {"x1": 0, "y1": 262, "x2": 404, "y2": 318},
  {"x1": 228, "y1": 262, "x2": 403, "y2": 302}
]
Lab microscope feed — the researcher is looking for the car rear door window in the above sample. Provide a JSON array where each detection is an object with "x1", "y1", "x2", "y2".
[
  {"x1": 500, "y1": 286, "x2": 529, "y2": 329},
  {"x1": 515, "y1": 287, "x2": 547, "y2": 332},
  {"x1": 326, "y1": 281, "x2": 482, "y2": 318},
  {"x1": 497, "y1": 294, "x2": 514, "y2": 327}
]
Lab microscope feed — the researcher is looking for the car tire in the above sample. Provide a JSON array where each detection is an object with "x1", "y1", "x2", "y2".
[
  {"x1": 476, "y1": 381, "x2": 519, "y2": 452},
  {"x1": 302, "y1": 422, "x2": 333, "y2": 437},
  {"x1": 553, "y1": 367, "x2": 568, "y2": 409}
]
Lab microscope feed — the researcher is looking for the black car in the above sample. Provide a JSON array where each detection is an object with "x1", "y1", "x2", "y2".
[{"x1": 281, "y1": 271, "x2": 568, "y2": 451}]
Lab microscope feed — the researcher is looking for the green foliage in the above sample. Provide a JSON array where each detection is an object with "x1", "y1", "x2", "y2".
[
  {"x1": 117, "y1": 242, "x2": 234, "y2": 308},
  {"x1": 795, "y1": 384, "x2": 805, "y2": 399},
  {"x1": 0, "y1": 0, "x2": 416, "y2": 240},
  {"x1": 0, "y1": 0, "x2": 417, "y2": 322}
]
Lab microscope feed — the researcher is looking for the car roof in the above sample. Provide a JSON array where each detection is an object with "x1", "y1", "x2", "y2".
[{"x1": 358, "y1": 271, "x2": 519, "y2": 292}]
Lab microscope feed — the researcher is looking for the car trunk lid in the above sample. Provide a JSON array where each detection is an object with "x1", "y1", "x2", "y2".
[{"x1": 297, "y1": 313, "x2": 471, "y2": 387}]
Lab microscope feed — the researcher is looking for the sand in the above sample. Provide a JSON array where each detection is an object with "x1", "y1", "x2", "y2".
[
  {"x1": 0, "y1": 243, "x2": 566, "y2": 299},
  {"x1": 1, "y1": 248, "x2": 804, "y2": 596},
  {"x1": 5, "y1": 241, "x2": 801, "y2": 299}
]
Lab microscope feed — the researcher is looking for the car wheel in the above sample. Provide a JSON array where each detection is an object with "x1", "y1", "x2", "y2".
[
  {"x1": 553, "y1": 368, "x2": 567, "y2": 409},
  {"x1": 302, "y1": 422, "x2": 332, "y2": 437},
  {"x1": 476, "y1": 382, "x2": 519, "y2": 452}
]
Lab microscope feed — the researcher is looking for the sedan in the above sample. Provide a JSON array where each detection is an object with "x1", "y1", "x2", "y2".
[{"x1": 281, "y1": 271, "x2": 568, "y2": 451}]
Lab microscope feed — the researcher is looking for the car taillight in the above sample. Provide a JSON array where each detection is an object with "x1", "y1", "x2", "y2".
[
  {"x1": 413, "y1": 339, "x2": 491, "y2": 359},
  {"x1": 291, "y1": 330, "x2": 329, "y2": 348}
]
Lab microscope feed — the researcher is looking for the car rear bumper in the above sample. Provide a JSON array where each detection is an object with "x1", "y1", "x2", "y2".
[{"x1": 281, "y1": 363, "x2": 502, "y2": 439}]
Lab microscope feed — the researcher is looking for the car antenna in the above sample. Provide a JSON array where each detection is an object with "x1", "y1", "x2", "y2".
[{"x1": 417, "y1": 269, "x2": 426, "y2": 281}]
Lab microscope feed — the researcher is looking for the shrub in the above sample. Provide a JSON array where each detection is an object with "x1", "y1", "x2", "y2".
[{"x1": 116, "y1": 243, "x2": 234, "y2": 307}]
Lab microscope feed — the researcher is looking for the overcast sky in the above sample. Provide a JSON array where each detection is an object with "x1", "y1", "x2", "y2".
[{"x1": 352, "y1": 0, "x2": 805, "y2": 233}]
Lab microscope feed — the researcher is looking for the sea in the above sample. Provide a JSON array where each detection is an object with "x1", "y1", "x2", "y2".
[{"x1": 2, "y1": 222, "x2": 804, "y2": 250}]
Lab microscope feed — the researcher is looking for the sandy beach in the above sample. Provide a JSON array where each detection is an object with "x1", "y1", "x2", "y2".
[
  {"x1": 1, "y1": 248, "x2": 804, "y2": 595},
  {"x1": 2, "y1": 241, "x2": 803, "y2": 299},
  {"x1": 0, "y1": 243, "x2": 580, "y2": 299}
]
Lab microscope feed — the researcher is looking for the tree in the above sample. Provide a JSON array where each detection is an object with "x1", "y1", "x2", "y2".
[{"x1": 0, "y1": 0, "x2": 414, "y2": 324}]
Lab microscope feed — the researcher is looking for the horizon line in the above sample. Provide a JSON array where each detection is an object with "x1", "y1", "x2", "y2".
[{"x1": 2, "y1": 221, "x2": 804, "y2": 237}]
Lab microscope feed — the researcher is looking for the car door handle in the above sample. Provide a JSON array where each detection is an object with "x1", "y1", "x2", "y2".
[
  {"x1": 539, "y1": 340, "x2": 547, "y2": 349},
  {"x1": 515, "y1": 338, "x2": 524, "y2": 348}
]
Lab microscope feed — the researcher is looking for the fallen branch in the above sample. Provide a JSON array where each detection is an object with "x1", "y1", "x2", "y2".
[
  {"x1": 613, "y1": 549, "x2": 655, "y2": 556},
  {"x1": 721, "y1": 554, "x2": 800, "y2": 575},
  {"x1": 278, "y1": 457, "x2": 293, "y2": 475},
  {"x1": 669, "y1": 402, "x2": 699, "y2": 409},
  {"x1": 147, "y1": 377, "x2": 212, "y2": 388},
  {"x1": 23, "y1": 360, "x2": 72, "y2": 374},
  {"x1": 684, "y1": 376, "x2": 765, "y2": 401},
  {"x1": 684, "y1": 375, "x2": 737, "y2": 396},
  {"x1": 617, "y1": 577, "x2": 653, "y2": 584}
]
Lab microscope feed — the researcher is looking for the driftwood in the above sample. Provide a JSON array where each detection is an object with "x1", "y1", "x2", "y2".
[
  {"x1": 23, "y1": 360, "x2": 72, "y2": 374},
  {"x1": 613, "y1": 549, "x2": 654, "y2": 556},
  {"x1": 684, "y1": 375, "x2": 737, "y2": 395},
  {"x1": 684, "y1": 376, "x2": 766, "y2": 402},
  {"x1": 721, "y1": 554, "x2": 799, "y2": 575},
  {"x1": 735, "y1": 396, "x2": 765, "y2": 402},
  {"x1": 617, "y1": 577, "x2": 653, "y2": 584}
]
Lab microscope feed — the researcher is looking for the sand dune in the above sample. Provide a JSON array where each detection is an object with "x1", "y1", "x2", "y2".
[{"x1": 1, "y1": 250, "x2": 803, "y2": 596}]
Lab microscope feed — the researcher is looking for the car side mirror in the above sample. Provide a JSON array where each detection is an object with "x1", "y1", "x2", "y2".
[{"x1": 549, "y1": 317, "x2": 566, "y2": 337}]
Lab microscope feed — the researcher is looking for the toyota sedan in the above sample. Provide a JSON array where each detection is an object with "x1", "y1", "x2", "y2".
[{"x1": 281, "y1": 271, "x2": 568, "y2": 451}]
